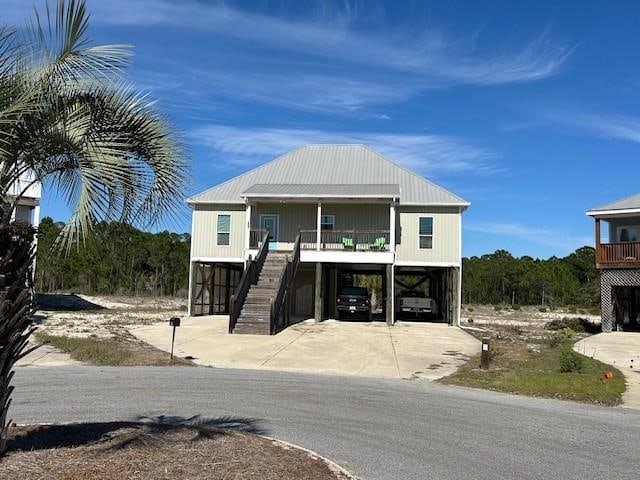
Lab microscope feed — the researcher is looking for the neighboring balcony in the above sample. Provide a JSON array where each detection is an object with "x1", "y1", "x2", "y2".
[{"x1": 597, "y1": 242, "x2": 640, "y2": 267}]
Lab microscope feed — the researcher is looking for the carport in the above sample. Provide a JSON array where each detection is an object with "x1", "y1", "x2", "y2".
[
  {"x1": 394, "y1": 266, "x2": 459, "y2": 324},
  {"x1": 322, "y1": 263, "x2": 389, "y2": 321}
]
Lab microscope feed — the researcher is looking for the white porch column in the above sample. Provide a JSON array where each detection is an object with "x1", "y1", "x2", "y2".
[
  {"x1": 389, "y1": 201, "x2": 396, "y2": 253},
  {"x1": 316, "y1": 202, "x2": 322, "y2": 251},
  {"x1": 245, "y1": 202, "x2": 252, "y2": 253}
]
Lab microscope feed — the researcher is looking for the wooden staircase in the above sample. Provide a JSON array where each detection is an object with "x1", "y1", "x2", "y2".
[
  {"x1": 229, "y1": 231, "x2": 301, "y2": 335},
  {"x1": 232, "y1": 253, "x2": 288, "y2": 334}
]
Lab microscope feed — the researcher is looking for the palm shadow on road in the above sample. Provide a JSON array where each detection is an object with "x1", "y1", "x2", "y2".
[{"x1": 7, "y1": 415, "x2": 267, "y2": 452}]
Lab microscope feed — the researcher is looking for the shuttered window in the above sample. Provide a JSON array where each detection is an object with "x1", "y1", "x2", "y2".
[
  {"x1": 217, "y1": 214, "x2": 231, "y2": 246},
  {"x1": 419, "y1": 217, "x2": 433, "y2": 249}
]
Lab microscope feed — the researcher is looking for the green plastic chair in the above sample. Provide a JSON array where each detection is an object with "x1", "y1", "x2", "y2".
[
  {"x1": 371, "y1": 237, "x2": 386, "y2": 250},
  {"x1": 342, "y1": 237, "x2": 354, "y2": 250}
]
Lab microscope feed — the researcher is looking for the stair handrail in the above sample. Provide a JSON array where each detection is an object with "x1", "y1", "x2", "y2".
[
  {"x1": 229, "y1": 229, "x2": 270, "y2": 333},
  {"x1": 270, "y1": 232, "x2": 301, "y2": 334}
]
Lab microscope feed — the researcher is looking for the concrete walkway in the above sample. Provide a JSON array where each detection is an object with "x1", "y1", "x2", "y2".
[
  {"x1": 16, "y1": 342, "x2": 80, "y2": 367},
  {"x1": 131, "y1": 316, "x2": 480, "y2": 380},
  {"x1": 575, "y1": 333, "x2": 640, "y2": 409}
]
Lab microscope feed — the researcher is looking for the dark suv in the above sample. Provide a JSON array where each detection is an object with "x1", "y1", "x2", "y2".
[{"x1": 336, "y1": 287, "x2": 371, "y2": 320}]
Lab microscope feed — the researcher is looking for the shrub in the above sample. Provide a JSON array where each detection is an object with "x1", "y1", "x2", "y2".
[
  {"x1": 467, "y1": 318, "x2": 474, "y2": 324},
  {"x1": 545, "y1": 317, "x2": 588, "y2": 333},
  {"x1": 559, "y1": 346, "x2": 584, "y2": 373},
  {"x1": 493, "y1": 304, "x2": 502, "y2": 312},
  {"x1": 512, "y1": 303, "x2": 521, "y2": 311},
  {"x1": 567, "y1": 305, "x2": 577, "y2": 314},
  {"x1": 588, "y1": 306, "x2": 600, "y2": 316},
  {"x1": 539, "y1": 307, "x2": 547, "y2": 313},
  {"x1": 467, "y1": 307, "x2": 474, "y2": 312}
]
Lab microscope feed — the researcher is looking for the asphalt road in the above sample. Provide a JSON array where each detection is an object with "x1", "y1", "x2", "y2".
[{"x1": 8, "y1": 366, "x2": 640, "y2": 480}]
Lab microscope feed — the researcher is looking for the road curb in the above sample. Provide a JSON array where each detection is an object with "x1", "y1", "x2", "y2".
[{"x1": 262, "y1": 435, "x2": 359, "y2": 479}]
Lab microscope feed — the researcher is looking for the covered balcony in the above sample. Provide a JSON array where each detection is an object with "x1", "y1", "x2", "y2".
[{"x1": 594, "y1": 217, "x2": 640, "y2": 267}]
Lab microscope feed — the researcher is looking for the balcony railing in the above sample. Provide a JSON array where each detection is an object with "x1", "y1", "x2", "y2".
[
  {"x1": 300, "y1": 229, "x2": 390, "y2": 252},
  {"x1": 597, "y1": 242, "x2": 640, "y2": 266}
]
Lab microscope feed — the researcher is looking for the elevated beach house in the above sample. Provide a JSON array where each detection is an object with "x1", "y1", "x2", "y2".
[
  {"x1": 187, "y1": 144, "x2": 469, "y2": 334},
  {"x1": 588, "y1": 193, "x2": 640, "y2": 331}
]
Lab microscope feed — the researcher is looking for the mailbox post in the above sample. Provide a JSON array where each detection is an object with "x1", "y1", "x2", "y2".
[
  {"x1": 169, "y1": 316, "x2": 181, "y2": 361},
  {"x1": 481, "y1": 337, "x2": 490, "y2": 370}
]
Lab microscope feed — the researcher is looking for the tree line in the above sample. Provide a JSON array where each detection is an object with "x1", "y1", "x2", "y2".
[
  {"x1": 36, "y1": 218, "x2": 600, "y2": 307},
  {"x1": 35, "y1": 218, "x2": 190, "y2": 297},
  {"x1": 462, "y1": 247, "x2": 600, "y2": 307}
]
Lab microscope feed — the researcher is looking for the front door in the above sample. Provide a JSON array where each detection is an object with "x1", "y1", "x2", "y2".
[{"x1": 260, "y1": 214, "x2": 279, "y2": 250}]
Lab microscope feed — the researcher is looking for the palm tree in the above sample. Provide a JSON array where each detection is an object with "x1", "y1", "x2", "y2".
[{"x1": 0, "y1": 0, "x2": 186, "y2": 452}]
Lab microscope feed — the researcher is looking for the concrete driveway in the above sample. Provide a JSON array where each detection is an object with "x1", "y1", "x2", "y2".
[
  {"x1": 131, "y1": 316, "x2": 479, "y2": 380},
  {"x1": 575, "y1": 333, "x2": 640, "y2": 409}
]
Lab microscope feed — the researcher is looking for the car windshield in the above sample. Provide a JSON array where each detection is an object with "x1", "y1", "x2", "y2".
[
  {"x1": 340, "y1": 287, "x2": 368, "y2": 297},
  {"x1": 402, "y1": 291, "x2": 425, "y2": 298}
]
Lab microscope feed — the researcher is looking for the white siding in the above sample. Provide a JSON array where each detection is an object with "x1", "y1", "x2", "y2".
[
  {"x1": 191, "y1": 204, "x2": 245, "y2": 259},
  {"x1": 395, "y1": 206, "x2": 461, "y2": 264}
]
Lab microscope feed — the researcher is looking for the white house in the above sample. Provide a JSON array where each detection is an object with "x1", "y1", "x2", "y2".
[{"x1": 187, "y1": 144, "x2": 469, "y2": 334}]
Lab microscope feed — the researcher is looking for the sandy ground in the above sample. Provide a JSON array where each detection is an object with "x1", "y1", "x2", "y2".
[
  {"x1": 17, "y1": 294, "x2": 186, "y2": 367},
  {"x1": 461, "y1": 304, "x2": 600, "y2": 330}
]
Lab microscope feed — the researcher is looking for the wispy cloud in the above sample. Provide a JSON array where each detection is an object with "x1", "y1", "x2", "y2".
[
  {"x1": 190, "y1": 124, "x2": 499, "y2": 175},
  {"x1": 542, "y1": 110, "x2": 640, "y2": 144},
  {"x1": 88, "y1": 1, "x2": 571, "y2": 86},
  {"x1": 465, "y1": 222, "x2": 591, "y2": 251},
  {"x1": 1, "y1": 0, "x2": 571, "y2": 115}
]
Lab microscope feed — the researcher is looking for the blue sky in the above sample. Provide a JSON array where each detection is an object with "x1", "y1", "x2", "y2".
[{"x1": 4, "y1": 0, "x2": 639, "y2": 258}]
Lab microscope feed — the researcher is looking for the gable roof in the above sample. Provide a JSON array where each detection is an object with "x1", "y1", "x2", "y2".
[
  {"x1": 188, "y1": 144, "x2": 469, "y2": 207},
  {"x1": 587, "y1": 193, "x2": 640, "y2": 216}
]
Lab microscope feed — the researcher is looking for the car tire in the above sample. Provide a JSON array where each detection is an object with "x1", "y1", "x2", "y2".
[
  {"x1": 368, "y1": 310, "x2": 372, "y2": 322},
  {"x1": 336, "y1": 310, "x2": 341, "y2": 320}
]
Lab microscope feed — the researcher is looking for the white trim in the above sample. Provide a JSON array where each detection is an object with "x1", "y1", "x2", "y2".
[
  {"x1": 242, "y1": 193, "x2": 399, "y2": 199},
  {"x1": 389, "y1": 202, "x2": 396, "y2": 253},
  {"x1": 301, "y1": 250, "x2": 394, "y2": 264},
  {"x1": 316, "y1": 203, "x2": 322, "y2": 251},
  {"x1": 245, "y1": 203, "x2": 252, "y2": 252},
  {"x1": 394, "y1": 260, "x2": 461, "y2": 268},
  {"x1": 215, "y1": 212, "x2": 232, "y2": 247},
  {"x1": 417, "y1": 216, "x2": 434, "y2": 250},
  {"x1": 188, "y1": 199, "x2": 467, "y2": 207},
  {"x1": 191, "y1": 256, "x2": 245, "y2": 263},
  {"x1": 187, "y1": 261, "x2": 194, "y2": 317},
  {"x1": 587, "y1": 208, "x2": 640, "y2": 217}
]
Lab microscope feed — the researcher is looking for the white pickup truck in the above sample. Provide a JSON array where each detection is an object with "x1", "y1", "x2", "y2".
[{"x1": 397, "y1": 290, "x2": 437, "y2": 316}]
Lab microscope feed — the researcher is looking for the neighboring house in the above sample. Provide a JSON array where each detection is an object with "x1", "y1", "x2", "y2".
[
  {"x1": 7, "y1": 168, "x2": 41, "y2": 230},
  {"x1": 587, "y1": 193, "x2": 640, "y2": 332},
  {"x1": 187, "y1": 144, "x2": 469, "y2": 334}
]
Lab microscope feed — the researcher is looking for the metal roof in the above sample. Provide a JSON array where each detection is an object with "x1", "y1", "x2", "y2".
[
  {"x1": 587, "y1": 193, "x2": 640, "y2": 216},
  {"x1": 188, "y1": 144, "x2": 469, "y2": 207},
  {"x1": 241, "y1": 183, "x2": 400, "y2": 198}
]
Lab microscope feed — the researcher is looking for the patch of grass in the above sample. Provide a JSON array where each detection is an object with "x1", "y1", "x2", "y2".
[
  {"x1": 440, "y1": 336, "x2": 625, "y2": 406},
  {"x1": 511, "y1": 303, "x2": 521, "y2": 311},
  {"x1": 35, "y1": 333, "x2": 192, "y2": 367}
]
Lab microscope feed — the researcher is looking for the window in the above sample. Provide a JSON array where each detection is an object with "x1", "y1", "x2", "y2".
[
  {"x1": 321, "y1": 215, "x2": 335, "y2": 231},
  {"x1": 619, "y1": 226, "x2": 639, "y2": 242},
  {"x1": 14, "y1": 205, "x2": 34, "y2": 225},
  {"x1": 419, "y1": 217, "x2": 433, "y2": 249},
  {"x1": 217, "y1": 214, "x2": 231, "y2": 246}
]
